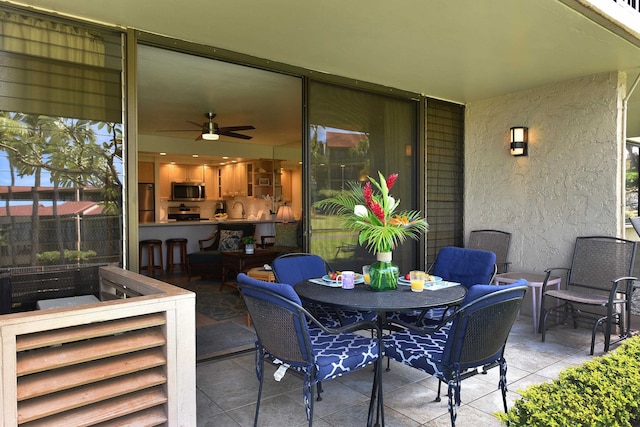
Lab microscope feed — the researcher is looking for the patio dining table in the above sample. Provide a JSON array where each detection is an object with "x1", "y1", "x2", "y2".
[{"x1": 294, "y1": 279, "x2": 467, "y2": 427}]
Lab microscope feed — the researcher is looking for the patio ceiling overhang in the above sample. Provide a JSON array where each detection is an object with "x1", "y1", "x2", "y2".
[{"x1": 9, "y1": 0, "x2": 640, "y2": 137}]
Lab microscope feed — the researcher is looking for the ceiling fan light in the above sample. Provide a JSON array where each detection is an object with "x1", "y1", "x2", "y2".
[{"x1": 201, "y1": 132, "x2": 219, "y2": 141}]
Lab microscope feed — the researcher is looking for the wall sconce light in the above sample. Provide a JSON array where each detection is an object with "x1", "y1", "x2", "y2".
[{"x1": 510, "y1": 126, "x2": 528, "y2": 156}]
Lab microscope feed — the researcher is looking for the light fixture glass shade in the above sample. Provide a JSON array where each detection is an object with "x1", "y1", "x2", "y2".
[
  {"x1": 201, "y1": 132, "x2": 219, "y2": 141},
  {"x1": 276, "y1": 204, "x2": 293, "y2": 223},
  {"x1": 510, "y1": 126, "x2": 528, "y2": 156}
]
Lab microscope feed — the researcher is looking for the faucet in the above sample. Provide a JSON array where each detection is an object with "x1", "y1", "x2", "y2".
[{"x1": 232, "y1": 201, "x2": 245, "y2": 218}]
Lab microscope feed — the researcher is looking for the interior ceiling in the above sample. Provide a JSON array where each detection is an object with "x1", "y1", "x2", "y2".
[
  {"x1": 136, "y1": 45, "x2": 303, "y2": 149},
  {"x1": 11, "y1": 0, "x2": 640, "y2": 154}
]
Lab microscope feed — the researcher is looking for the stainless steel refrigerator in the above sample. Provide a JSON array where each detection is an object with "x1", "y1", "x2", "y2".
[{"x1": 138, "y1": 183, "x2": 155, "y2": 223}]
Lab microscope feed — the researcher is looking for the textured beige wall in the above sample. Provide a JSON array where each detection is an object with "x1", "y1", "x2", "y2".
[{"x1": 465, "y1": 72, "x2": 626, "y2": 274}]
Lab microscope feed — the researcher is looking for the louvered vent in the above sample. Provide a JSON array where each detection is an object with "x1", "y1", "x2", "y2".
[{"x1": 15, "y1": 312, "x2": 168, "y2": 426}]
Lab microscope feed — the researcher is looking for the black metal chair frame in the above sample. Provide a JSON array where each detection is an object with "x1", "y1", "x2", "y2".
[
  {"x1": 467, "y1": 229, "x2": 512, "y2": 274},
  {"x1": 386, "y1": 285, "x2": 527, "y2": 426},
  {"x1": 238, "y1": 278, "x2": 383, "y2": 427},
  {"x1": 540, "y1": 236, "x2": 638, "y2": 355}
]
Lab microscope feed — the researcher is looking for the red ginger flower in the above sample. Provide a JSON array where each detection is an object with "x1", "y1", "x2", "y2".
[
  {"x1": 362, "y1": 181, "x2": 385, "y2": 223},
  {"x1": 386, "y1": 173, "x2": 398, "y2": 191},
  {"x1": 371, "y1": 202, "x2": 385, "y2": 223},
  {"x1": 363, "y1": 182, "x2": 373, "y2": 205}
]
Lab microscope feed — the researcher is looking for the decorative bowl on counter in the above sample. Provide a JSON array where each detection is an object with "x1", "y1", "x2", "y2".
[{"x1": 212, "y1": 213, "x2": 228, "y2": 222}]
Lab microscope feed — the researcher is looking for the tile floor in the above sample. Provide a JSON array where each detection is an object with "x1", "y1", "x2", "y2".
[
  {"x1": 193, "y1": 298, "x2": 610, "y2": 426},
  {"x1": 153, "y1": 271, "x2": 617, "y2": 426}
]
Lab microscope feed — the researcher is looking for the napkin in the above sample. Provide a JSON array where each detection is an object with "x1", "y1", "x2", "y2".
[
  {"x1": 424, "y1": 281, "x2": 460, "y2": 291},
  {"x1": 309, "y1": 278, "x2": 341, "y2": 287}
]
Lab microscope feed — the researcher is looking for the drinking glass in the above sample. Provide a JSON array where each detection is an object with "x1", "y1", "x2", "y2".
[
  {"x1": 410, "y1": 270, "x2": 425, "y2": 292},
  {"x1": 362, "y1": 265, "x2": 371, "y2": 285}
]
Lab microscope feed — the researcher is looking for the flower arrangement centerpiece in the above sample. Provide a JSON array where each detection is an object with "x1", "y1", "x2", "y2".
[{"x1": 316, "y1": 172, "x2": 428, "y2": 291}]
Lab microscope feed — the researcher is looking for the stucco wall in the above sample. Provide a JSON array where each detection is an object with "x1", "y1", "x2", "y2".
[{"x1": 465, "y1": 72, "x2": 626, "y2": 274}]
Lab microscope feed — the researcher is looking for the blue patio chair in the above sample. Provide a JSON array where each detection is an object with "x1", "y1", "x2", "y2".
[
  {"x1": 431, "y1": 246, "x2": 497, "y2": 288},
  {"x1": 388, "y1": 246, "x2": 497, "y2": 326},
  {"x1": 384, "y1": 281, "x2": 527, "y2": 426},
  {"x1": 272, "y1": 252, "x2": 377, "y2": 328},
  {"x1": 237, "y1": 273, "x2": 382, "y2": 427}
]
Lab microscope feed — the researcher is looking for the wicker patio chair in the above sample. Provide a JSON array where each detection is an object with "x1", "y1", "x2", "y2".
[
  {"x1": 540, "y1": 236, "x2": 637, "y2": 355},
  {"x1": 237, "y1": 273, "x2": 382, "y2": 427},
  {"x1": 467, "y1": 229, "x2": 512, "y2": 273},
  {"x1": 384, "y1": 282, "x2": 527, "y2": 426}
]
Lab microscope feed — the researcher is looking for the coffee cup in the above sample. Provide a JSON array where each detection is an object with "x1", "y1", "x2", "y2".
[{"x1": 338, "y1": 270, "x2": 355, "y2": 289}]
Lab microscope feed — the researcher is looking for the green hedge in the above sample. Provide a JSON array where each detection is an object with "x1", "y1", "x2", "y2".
[
  {"x1": 36, "y1": 249, "x2": 97, "y2": 265},
  {"x1": 497, "y1": 336, "x2": 640, "y2": 426}
]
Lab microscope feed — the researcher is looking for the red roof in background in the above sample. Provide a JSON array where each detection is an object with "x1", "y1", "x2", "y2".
[
  {"x1": 326, "y1": 131, "x2": 367, "y2": 148},
  {"x1": 0, "y1": 201, "x2": 103, "y2": 217},
  {"x1": 0, "y1": 186, "x2": 101, "y2": 195}
]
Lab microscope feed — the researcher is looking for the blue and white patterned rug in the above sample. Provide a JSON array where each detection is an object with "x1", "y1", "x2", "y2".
[{"x1": 180, "y1": 279, "x2": 249, "y2": 321}]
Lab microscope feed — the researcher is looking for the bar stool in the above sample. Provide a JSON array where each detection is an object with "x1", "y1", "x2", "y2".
[
  {"x1": 139, "y1": 239, "x2": 163, "y2": 275},
  {"x1": 166, "y1": 238, "x2": 188, "y2": 273}
]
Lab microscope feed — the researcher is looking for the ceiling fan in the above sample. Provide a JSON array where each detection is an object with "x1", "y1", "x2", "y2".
[{"x1": 157, "y1": 112, "x2": 255, "y2": 140}]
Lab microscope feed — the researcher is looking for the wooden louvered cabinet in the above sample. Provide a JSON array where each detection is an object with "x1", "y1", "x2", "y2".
[{"x1": 1, "y1": 266, "x2": 195, "y2": 426}]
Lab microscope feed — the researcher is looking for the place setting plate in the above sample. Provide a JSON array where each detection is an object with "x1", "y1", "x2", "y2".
[
  {"x1": 319, "y1": 273, "x2": 365, "y2": 286},
  {"x1": 398, "y1": 275, "x2": 443, "y2": 286}
]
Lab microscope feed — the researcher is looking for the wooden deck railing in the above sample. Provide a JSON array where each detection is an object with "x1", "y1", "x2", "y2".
[{"x1": 0, "y1": 266, "x2": 196, "y2": 426}]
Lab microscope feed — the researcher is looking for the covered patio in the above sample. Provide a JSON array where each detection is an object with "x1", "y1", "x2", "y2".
[{"x1": 195, "y1": 312, "x2": 602, "y2": 426}]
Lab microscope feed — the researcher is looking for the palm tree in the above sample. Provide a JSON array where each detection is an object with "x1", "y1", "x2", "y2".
[{"x1": 0, "y1": 112, "x2": 123, "y2": 266}]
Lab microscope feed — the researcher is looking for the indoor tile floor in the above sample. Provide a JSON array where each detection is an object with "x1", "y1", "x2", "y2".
[{"x1": 194, "y1": 303, "x2": 609, "y2": 426}]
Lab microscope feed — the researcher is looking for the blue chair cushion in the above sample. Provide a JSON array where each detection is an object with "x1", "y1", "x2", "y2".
[
  {"x1": 385, "y1": 281, "x2": 527, "y2": 377},
  {"x1": 308, "y1": 327, "x2": 379, "y2": 381},
  {"x1": 272, "y1": 255, "x2": 327, "y2": 285},
  {"x1": 432, "y1": 246, "x2": 496, "y2": 288},
  {"x1": 383, "y1": 322, "x2": 451, "y2": 377},
  {"x1": 273, "y1": 254, "x2": 377, "y2": 327}
]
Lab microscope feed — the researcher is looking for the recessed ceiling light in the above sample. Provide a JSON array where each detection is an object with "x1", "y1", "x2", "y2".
[
  {"x1": 192, "y1": 154, "x2": 199, "y2": 158},
  {"x1": 159, "y1": 152, "x2": 167, "y2": 156},
  {"x1": 222, "y1": 156, "x2": 229, "y2": 159}
]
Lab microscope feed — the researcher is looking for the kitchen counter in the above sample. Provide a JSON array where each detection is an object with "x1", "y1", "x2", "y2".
[
  {"x1": 139, "y1": 218, "x2": 281, "y2": 227},
  {"x1": 138, "y1": 219, "x2": 285, "y2": 254}
]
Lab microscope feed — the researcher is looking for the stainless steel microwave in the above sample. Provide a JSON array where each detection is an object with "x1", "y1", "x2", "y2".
[{"x1": 172, "y1": 182, "x2": 206, "y2": 201}]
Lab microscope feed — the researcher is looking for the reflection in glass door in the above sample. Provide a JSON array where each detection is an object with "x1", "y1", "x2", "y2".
[{"x1": 308, "y1": 81, "x2": 420, "y2": 274}]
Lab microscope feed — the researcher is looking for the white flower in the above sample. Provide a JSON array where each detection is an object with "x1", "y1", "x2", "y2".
[
  {"x1": 354, "y1": 204, "x2": 368, "y2": 217},
  {"x1": 387, "y1": 196, "x2": 395, "y2": 208}
]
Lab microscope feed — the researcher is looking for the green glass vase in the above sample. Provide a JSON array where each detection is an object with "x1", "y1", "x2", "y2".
[{"x1": 369, "y1": 251, "x2": 399, "y2": 291}]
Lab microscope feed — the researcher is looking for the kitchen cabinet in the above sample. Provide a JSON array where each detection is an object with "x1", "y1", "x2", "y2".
[
  {"x1": 138, "y1": 162, "x2": 154, "y2": 183},
  {"x1": 173, "y1": 164, "x2": 203, "y2": 182},
  {"x1": 252, "y1": 160, "x2": 282, "y2": 198},
  {"x1": 221, "y1": 162, "x2": 247, "y2": 196},
  {"x1": 204, "y1": 165, "x2": 221, "y2": 200},
  {"x1": 158, "y1": 163, "x2": 205, "y2": 200}
]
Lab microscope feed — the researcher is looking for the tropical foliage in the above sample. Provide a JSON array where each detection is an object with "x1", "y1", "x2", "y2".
[
  {"x1": 315, "y1": 172, "x2": 427, "y2": 254},
  {"x1": 0, "y1": 111, "x2": 123, "y2": 265},
  {"x1": 497, "y1": 336, "x2": 640, "y2": 426}
]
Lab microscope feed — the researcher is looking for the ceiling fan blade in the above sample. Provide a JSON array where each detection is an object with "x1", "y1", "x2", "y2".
[
  {"x1": 186, "y1": 120, "x2": 203, "y2": 127},
  {"x1": 218, "y1": 125, "x2": 255, "y2": 132},
  {"x1": 219, "y1": 130, "x2": 253, "y2": 140}
]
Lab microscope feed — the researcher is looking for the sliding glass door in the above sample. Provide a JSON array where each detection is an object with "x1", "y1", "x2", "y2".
[{"x1": 308, "y1": 81, "x2": 420, "y2": 274}]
